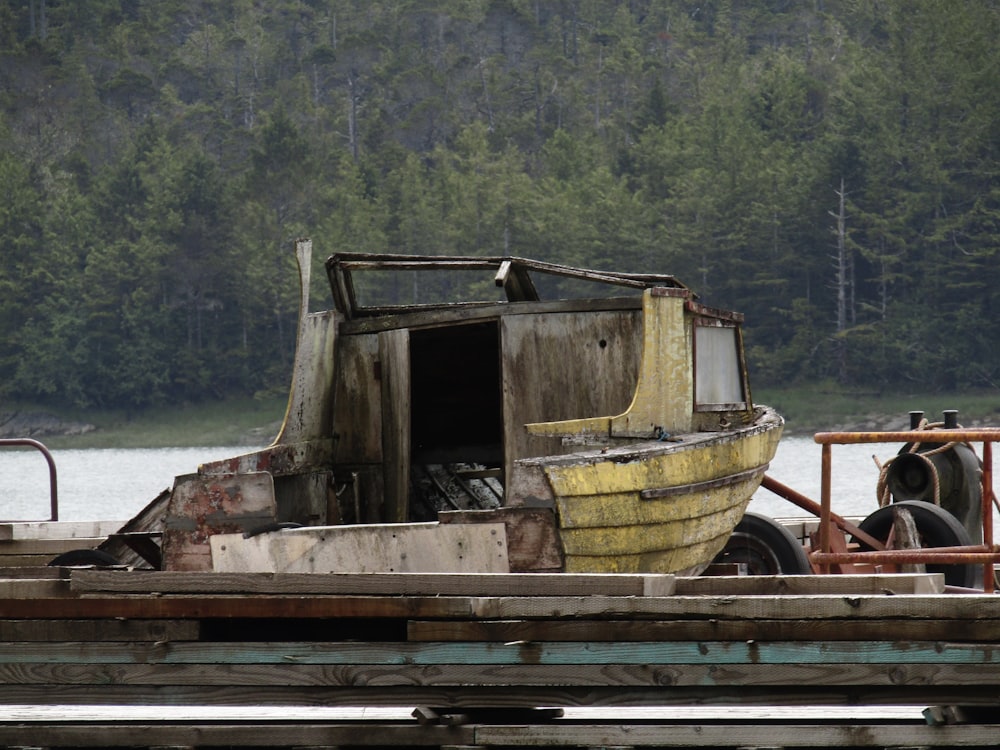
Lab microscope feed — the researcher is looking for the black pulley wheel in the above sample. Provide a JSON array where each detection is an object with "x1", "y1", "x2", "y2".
[
  {"x1": 851, "y1": 500, "x2": 976, "y2": 588},
  {"x1": 713, "y1": 511, "x2": 812, "y2": 575}
]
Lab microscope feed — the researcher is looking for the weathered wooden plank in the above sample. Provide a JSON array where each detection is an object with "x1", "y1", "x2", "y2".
[
  {"x1": 0, "y1": 520, "x2": 122, "y2": 542},
  {"x1": 1, "y1": 639, "x2": 997, "y2": 666},
  {"x1": 0, "y1": 578, "x2": 72, "y2": 598},
  {"x1": 0, "y1": 554, "x2": 63, "y2": 567},
  {"x1": 70, "y1": 570, "x2": 676, "y2": 597},
  {"x1": 408, "y1": 616, "x2": 1000, "y2": 643},
  {"x1": 674, "y1": 573, "x2": 945, "y2": 596},
  {"x1": 209, "y1": 522, "x2": 511, "y2": 574},
  {"x1": 3, "y1": 721, "x2": 988, "y2": 750},
  {"x1": 0, "y1": 722, "x2": 472, "y2": 747},
  {"x1": 0, "y1": 594, "x2": 478, "y2": 619},
  {"x1": 2, "y1": 662, "x2": 1000, "y2": 693},
  {"x1": 0, "y1": 537, "x2": 106, "y2": 555},
  {"x1": 499, "y1": 310, "x2": 641, "y2": 468},
  {"x1": 0, "y1": 682, "x2": 993, "y2": 709},
  {"x1": 0, "y1": 565, "x2": 65, "y2": 578},
  {"x1": 340, "y1": 297, "x2": 644, "y2": 336},
  {"x1": 380, "y1": 327, "x2": 411, "y2": 523},
  {"x1": 439, "y1": 508, "x2": 564, "y2": 573},
  {"x1": 330, "y1": 333, "x2": 382, "y2": 466},
  {"x1": 7, "y1": 591, "x2": 1000, "y2": 621},
  {"x1": 473, "y1": 723, "x2": 1000, "y2": 747},
  {"x1": 0, "y1": 619, "x2": 200, "y2": 641}
]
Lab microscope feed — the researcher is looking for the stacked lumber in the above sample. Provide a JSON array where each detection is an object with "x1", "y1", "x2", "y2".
[
  {"x1": 1, "y1": 570, "x2": 999, "y2": 748},
  {"x1": 0, "y1": 521, "x2": 120, "y2": 568}
]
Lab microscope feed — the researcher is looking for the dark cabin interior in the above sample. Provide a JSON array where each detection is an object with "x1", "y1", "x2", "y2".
[{"x1": 409, "y1": 321, "x2": 504, "y2": 468}]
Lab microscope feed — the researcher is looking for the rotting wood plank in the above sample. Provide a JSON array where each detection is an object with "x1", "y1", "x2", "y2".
[
  {"x1": 406, "y1": 617, "x2": 1000, "y2": 643},
  {"x1": 2, "y1": 639, "x2": 999, "y2": 667},
  {"x1": 70, "y1": 570, "x2": 677, "y2": 597}
]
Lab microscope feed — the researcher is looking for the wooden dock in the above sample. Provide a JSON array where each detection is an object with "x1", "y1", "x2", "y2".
[{"x1": 2, "y1": 567, "x2": 1000, "y2": 748}]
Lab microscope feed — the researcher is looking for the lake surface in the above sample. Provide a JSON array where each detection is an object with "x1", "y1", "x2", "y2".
[{"x1": 0, "y1": 435, "x2": 940, "y2": 524}]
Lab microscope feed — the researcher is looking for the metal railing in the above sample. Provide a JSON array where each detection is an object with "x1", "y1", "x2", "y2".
[{"x1": 0, "y1": 438, "x2": 59, "y2": 522}]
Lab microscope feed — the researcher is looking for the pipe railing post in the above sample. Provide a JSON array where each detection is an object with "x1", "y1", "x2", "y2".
[{"x1": 0, "y1": 438, "x2": 59, "y2": 522}]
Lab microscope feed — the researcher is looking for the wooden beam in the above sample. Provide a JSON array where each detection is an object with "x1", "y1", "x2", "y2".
[
  {"x1": 70, "y1": 570, "x2": 676, "y2": 597},
  {"x1": 407, "y1": 617, "x2": 1000, "y2": 643},
  {"x1": 7, "y1": 589, "x2": 1000, "y2": 621},
  {"x1": 474, "y1": 723, "x2": 1000, "y2": 747},
  {"x1": 0, "y1": 618, "x2": 199, "y2": 642},
  {"x1": 0, "y1": 682, "x2": 994, "y2": 709},
  {"x1": 2, "y1": 639, "x2": 998, "y2": 668}
]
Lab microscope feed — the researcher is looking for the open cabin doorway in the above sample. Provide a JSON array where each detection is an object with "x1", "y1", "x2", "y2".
[{"x1": 408, "y1": 321, "x2": 505, "y2": 520}]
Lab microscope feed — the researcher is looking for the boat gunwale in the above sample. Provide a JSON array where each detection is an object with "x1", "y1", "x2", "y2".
[{"x1": 515, "y1": 405, "x2": 784, "y2": 470}]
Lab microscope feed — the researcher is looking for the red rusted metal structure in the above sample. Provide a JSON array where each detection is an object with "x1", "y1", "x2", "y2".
[{"x1": 806, "y1": 428, "x2": 1000, "y2": 592}]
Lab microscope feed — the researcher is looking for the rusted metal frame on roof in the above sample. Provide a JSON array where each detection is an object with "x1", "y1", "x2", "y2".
[
  {"x1": 0, "y1": 439, "x2": 58, "y2": 522},
  {"x1": 813, "y1": 429, "x2": 1000, "y2": 591}
]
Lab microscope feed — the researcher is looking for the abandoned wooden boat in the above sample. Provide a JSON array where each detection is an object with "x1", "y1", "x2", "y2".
[{"x1": 103, "y1": 241, "x2": 783, "y2": 576}]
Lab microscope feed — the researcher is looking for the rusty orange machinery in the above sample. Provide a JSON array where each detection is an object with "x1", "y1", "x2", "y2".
[{"x1": 764, "y1": 413, "x2": 1000, "y2": 592}]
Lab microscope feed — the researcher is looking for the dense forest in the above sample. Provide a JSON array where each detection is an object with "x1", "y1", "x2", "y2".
[{"x1": 2, "y1": 0, "x2": 999, "y2": 412}]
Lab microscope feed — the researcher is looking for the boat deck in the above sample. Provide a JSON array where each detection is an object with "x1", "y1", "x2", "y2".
[{"x1": 1, "y1": 563, "x2": 1000, "y2": 748}]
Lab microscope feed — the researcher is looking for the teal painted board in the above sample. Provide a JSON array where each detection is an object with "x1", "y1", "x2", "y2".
[{"x1": 2, "y1": 640, "x2": 1000, "y2": 665}]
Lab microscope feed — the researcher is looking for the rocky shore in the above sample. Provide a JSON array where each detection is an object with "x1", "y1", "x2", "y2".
[{"x1": 0, "y1": 411, "x2": 96, "y2": 439}]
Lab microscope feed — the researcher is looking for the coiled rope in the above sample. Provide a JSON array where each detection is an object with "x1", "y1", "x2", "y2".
[{"x1": 873, "y1": 417, "x2": 968, "y2": 508}]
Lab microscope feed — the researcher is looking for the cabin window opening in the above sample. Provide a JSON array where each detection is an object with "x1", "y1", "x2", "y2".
[{"x1": 693, "y1": 320, "x2": 747, "y2": 411}]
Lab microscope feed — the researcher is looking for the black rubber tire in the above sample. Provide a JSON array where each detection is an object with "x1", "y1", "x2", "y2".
[
  {"x1": 713, "y1": 511, "x2": 813, "y2": 575},
  {"x1": 852, "y1": 500, "x2": 977, "y2": 588},
  {"x1": 47, "y1": 548, "x2": 120, "y2": 567}
]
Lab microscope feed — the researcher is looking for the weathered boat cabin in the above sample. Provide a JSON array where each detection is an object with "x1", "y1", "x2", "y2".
[{"x1": 271, "y1": 250, "x2": 753, "y2": 518}]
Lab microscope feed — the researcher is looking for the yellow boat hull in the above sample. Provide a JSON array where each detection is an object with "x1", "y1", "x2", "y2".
[{"x1": 513, "y1": 406, "x2": 783, "y2": 575}]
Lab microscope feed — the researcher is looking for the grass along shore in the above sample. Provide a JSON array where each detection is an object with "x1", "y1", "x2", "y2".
[
  {"x1": 3, "y1": 396, "x2": 287, "y2": 450},
  {"x1": 5, "y1": 387, "x2": 1000, "y2": 450}
]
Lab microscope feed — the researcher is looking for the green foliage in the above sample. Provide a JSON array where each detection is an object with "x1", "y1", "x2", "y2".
[{"x1": 1, "y1": 0, "x2": 999, "y2": 414}]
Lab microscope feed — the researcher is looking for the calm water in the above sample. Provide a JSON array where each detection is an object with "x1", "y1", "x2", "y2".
[
  {"x1": 1, "y1": 436, "x2": 922, "y2": 524},
  {"x1": 0, "y1": 445, "x2": 260, "y2": 522}
]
